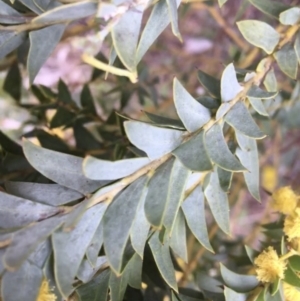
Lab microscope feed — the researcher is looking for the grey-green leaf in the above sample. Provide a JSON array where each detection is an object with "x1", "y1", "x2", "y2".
[
  {"x1": 0, "y1": 191, "x2": 59, "y2": 229},
  {"x1": 32, "y1": 1, "x2": 97, "y2": 23},
  {"x1": 224, "y1": 102, "x2": 265, "y2": 139},
  {"x1": 274, "y1": 43, "x2": 298, "y2": 79},
  {"x1": 5, "y1": 181, "x2": 83, "y2": 206},
  {"x1": 217, "y1": 167, "x2": 233, "y2": 192},
  {"x1": 4, "y1": 215, "x2": 66, "y2": 269},
  {"x1": 83, "y1": 157, "x2": 150, "y2": 180},
  {"x1": 86, "y1": 221, "x2": 104, "y2": 267},
  {"x1": 248, "y1": 0, "x2": 290, "y2": 19},
  {"x1": 173, "y1": 131, "x2": 213, "y2": 172},
  {"x1": 248, "y1": 97, "x2": 268, "y2": 116},
  {"x1": 236, "y1": 132, "x2": 260, "y2": 202},
  {"x1": 112, "y1": 6, "x2": 144, "y2": 71},
  {"x1": 173, "y1": 78, "x2": 211, "y2": 132},
  {"x1": 103, "y1": 176, "x2": 148, "y2": 273},
  {"x1": 295, "y1": 33, "x2": 300, "y2": 64},
  {"x1": 0, "y1": 1, "x2": 26, "y2": 24},
  {"x1": 130, "y1": 189, "x2": 150, "y2": 258},
  {"x1": 0, "y1": 31, "x2": 26, "y2": 59},
  {"x1": 224, "y1": 287, "x2": 246, "y2": 301},
  {"x1": 237, "y1": 20, "x2": 280, "y2": 54},
  {"x1": 221, "y1": 63, "x2": 243, "y2": 102},
  {"x1": 204, "y1": 123, "x2": 246, "y2": 171},
  {"x1": 124, "y1": 121, "x2": 183, "y2": 160},
  {"x1": 204, "y1": 170, "x2": 230, "y2": 235},
  {"x1": 247, "y1": 86, "x2": 278, "y2": 99},
  {"x1": 182, "y1": 185, "x2": 213, "y2": 252},
  {"x1": 77, "y1": 257, "x2": 107, "y2": 283},
  {"x1": 197, "y1": 69, "x2": 221, "y2": 98},
  {"x1": 109, "y1": 270, "x2": 128, "y2": 301},
  {"x1": 221, "y1": 264, "x2": 259, "y2": 293},
  {"x1": 145, "y1": 158, "x2": 174, "y2": 228},
  {"x1": 52, "y1": 203, "x2": 105, "y2": 298},
  {"x1": 124, "y1": 253, "x2": 143, "y2": 289},
  {"x1": 136, "y1": 0, "x2": 179, "y2": 63},
  {"x1": 166, "y1": 0, "x2": 182, "y2": 41},
  {"x1": 170, "y1": 209, "x2": 188, "y2": 262},
  {"x1": 76, "y1": 269, "x2": 110, "y2": 301},
  {"x1": 1, "y1": 260, "x2": 43, "y2": 301},
  {"x1": 149, "y1": 232, "x2": 178, "y2": 292},
  {"x1": 28, "y1": 24, "x2": 66, "y2": 84},
  {"x1": 279, "y1": 7, "x2": 300, "y2": 25},
  {"x1": 163, "y1": 159, "x2": 190, "y2": 235},
  {"x1": 23, "y1": 139, "x2": 106, "y2": 194},
  {"x1": 144, "y1": 111, "x2": 185, "y2": 129}
]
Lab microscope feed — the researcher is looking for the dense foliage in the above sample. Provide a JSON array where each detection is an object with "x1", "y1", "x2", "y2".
[{"x1": 1, "y1": 0, "x2": 300, "y2": 301}]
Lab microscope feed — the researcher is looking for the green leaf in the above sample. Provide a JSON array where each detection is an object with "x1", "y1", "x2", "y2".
[
  {"x1": 0, "y1": 1, "x2": 26, "y2": 24},
  {"x1": 28, "y1": 24, "x2": 66, "y2": 84},
  {"x1": 170, "y1": 209, "x2": 188, "y2": 262},
  {"x1": 274, "y1": 43, "x2": 298, "y2": 79},
  {"x1": 83, "y1": 157, "x2": 150, "y2": 180},
  {"x1": 1, "y1": 260, "x2": 43, "y2": 301},
  {"x1": 149, "y1": 232, "x2": 178, "y2": 292},
  {"x1": 221, "y1": 63, "x2": 243, "y2": 102},
  {"x1": 204, "y1": 170, "x2": 230, "y2": 235},
  {"x1": 197, "y1": 96, "x2": 220, "y2": 109},
  {"x1": 32, "y1": 1, "x2": 97, "y2": 23},
  {"x1": 284, "y1": 264, "x2": 300, "y2": 288},
  {"x1": 0, "y1": 30, "x2": 26, "y2": 59},
  {"x1": 50, "y1": 107, "x2": 75, "y2": 128},
  {"x1": 197, "y1": 69, "x2": 221, "y2": 98},
  {"x1": 236, "y1": 132, "x2": 260, "y2": 202},
  {"x1": 4, "y1": 215, "x2": 66, "y2": 270},
  {"x1": 5, "y1": 181, "x2": 83, "y2": 206},
  {"x1": 77, "y1": 257, "x2": 107, "y2": 283},
  {"x1": 247, "y1": 86, "x2": 278, "y2": 99},
  {"x1": 248, "y1": 97, "x2": 268, "y2": 116},
  {"x1": 76, "y1": 269, "x2": 110, "y2": 301},
  {"x1": 237, "y1": 20, "x2": 280, "y2": 54},
  {"x1": 23, "y1": 139, "x2": 106, "y2": 194},
  {"x1": 58, "y1": 78, "x2": 74, "y2": 104},
  {"x1": 144, "y1": 111, "x2": 185, "y2": 129},
  {"x1": 248, "y1": 0, "x2": 290, "y2": 18},
  {"x1": 80, "y1": 84, "x2": 96, "y2": 115},
  {"x1": 289, "y1": 255, "x2": 300, "y2": 271},
  {"x1": 218, "y1": 0, "x2": 228, "y2": 7},
  {"x1": 204, "y1": 123, "x2": 246, "y2": 171},
  {"x1": 124, "y1": 121, "x2": 183, "y2": 160},
  {"x1": 112, "y1": 6, "x2": 144, "y2": 71},
  {"x1": 3, "y1": 61, "x2": 22, "y2": 101},
  {"x1": 173, "y1": 131, "x2": 213, "y2": 172},
  {"x1": 130, "y1": 189, "x2": 150, "y2": 258},
  {"x1": 224, "y1": 102, "x2": 265, "y2": 139},
  {"x1": 182, "y1": 185, "x2": 213, "y2": 252},
  {"x1": 220, "y1": 264, "x2": 259, "y2": 293},
  {"x1": 217, "y1": 167, "x2": 233, "y2": 192},
  {"x1": 279, "y1": 7, "x2": 300, "y2": 25},
  {"x1": 52, "y1": 203, "x2": 105, "y2": 298},
  {"x1": 145, "y1": 158, "x2": 174, "y2": 228},
  {"x1": 136, "y1": 0, "x2": 179, "y2": 63},
  {"x1": 224, "y1": 287, "x2": 246, "y2": 301},
  {"x1": 18, "y1": 0, "x2": 43, "y2": 13},
  {"x1": 163, "y1": 159, "x2": 190, "y2": 235},
  {"x1": 295, "y1": 33, "x2": 300, "y2": 64},
  {"x1": 0, "y1": 191, "x2": 60, "y2": 229},
  {"x1": 103, "y1": 177, "x2": 148, "y2": 273},
  {"x1": 86, "y1": 221, "x2": 104, "y2": 267},
  {"x1": 166, "y1": 0, "x2": 182, "y2": 41},
  {"x1": 173, "y1": 78, "x2": 211, "y2": 132}
]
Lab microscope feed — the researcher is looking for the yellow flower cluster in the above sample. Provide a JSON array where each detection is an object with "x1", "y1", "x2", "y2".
[
  {"x1": 284, "y1": 208, "x2": 300, "y2": 241},
  {"x1": 284, "y1": 282, "x2": 300, "y2": 301},
  {"x1": 254, "y1": 247, "x2": 287, "y2": 283},
  {"x1": 271, "y1": 186, "x2": 298, "y2": 215},
  {"x1": 37, "y1": 279, "x2": 57, "y2": 301}
]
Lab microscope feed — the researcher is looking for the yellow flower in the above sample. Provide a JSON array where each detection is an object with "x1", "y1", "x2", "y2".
[
  {"x1": 37, "y1": 279, "x2": 57, "y2": 301},
  {"x1": 271, "y1": 186, "x2": 298, "y2": 215},
  {"x1": 284, "y1": 208, "x2": 300, "y2": 241},
  {"x1": 284, "y1": 282, "x2": 300, "y2": 301},
  {"x1": 254, "y1": 246, "x2": 287, "y2": 283},
  {"x1": 291, "y1": 237, "x2": 300, "y2": 253},
  {"x1": 262, "y1": 165, "x2": 277, "y2": 192}
]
